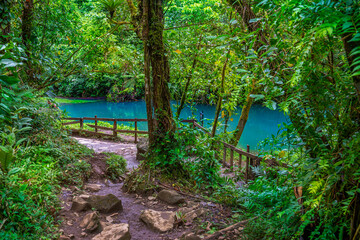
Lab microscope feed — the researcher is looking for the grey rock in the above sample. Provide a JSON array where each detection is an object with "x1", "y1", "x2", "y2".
[
  {"x1": 157, "y1": 190, "x2": 185, "y2": 205},
  {"x1": 80, "y1": 212, "x2": 100, "y2": 232},
  {"x1": 140, "y1": 209, "x2": 175, "y2": 232},
  {"x1": 71, "y1": 196, "x2": 91, "y2": 212},
  {"x1": 71, "y1": 194, "x2": 122, "y2": 213},
  {"x1": 85, "y1": 184, "x2": 102, "y2": 192},
  {"x1": 87, "y1": 194, "x2": 123, "y2": 213},
  {"x1": 92, "y1": 223, "x2": 131, "y2": 240}
]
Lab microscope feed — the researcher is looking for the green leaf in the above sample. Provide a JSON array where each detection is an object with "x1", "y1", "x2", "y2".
[
  {"x1": 0, "y1": 75, "x2": 19, "y2": 85},
  {"x1": 249, "y1": 18, "x2": 261, "y2": 23},
  {"x1": 0, "y1": 59, "x2": 22, "y2": 68},
  {"x1": 250, "y1": 94, "x2": 265, "y2": 101}
]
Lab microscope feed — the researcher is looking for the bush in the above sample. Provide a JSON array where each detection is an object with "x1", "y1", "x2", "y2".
[{"x1": 105, "y1": 153, "x2": 127, "y2": 181}]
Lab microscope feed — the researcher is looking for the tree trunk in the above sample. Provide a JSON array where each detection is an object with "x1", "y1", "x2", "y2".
[
  {"x1": 0, "y1": 0, "x2": 12, "y2": 44},
  {"x1": 142, "y1": 0, "x2": 154, "y2": 144},
  {"x1": 230, "y1": 83, "x2": 254, "y2": 146},
  {"x1": 176, "y1": 34, "x2": 202, "y2": 118},
  {"x1": 21, "y1": 0, "x2": 35, "y2": 84},
  {"x1": 22, "y1": 0, "x2": 33, "y2": 49},
  {"x1": 147, "y1": 0, "x2": 174, "y2": 141},
  {"x1": 227, "y1": 0, "x2": 266, "y2": 146},
  {"x1": 211, "y1": 50, "x2": 230, "y2": 137}
]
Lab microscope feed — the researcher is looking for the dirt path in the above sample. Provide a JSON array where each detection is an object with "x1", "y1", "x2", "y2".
[
  {"x1": 58, "y1": 137, "x2": 188, "y2": 240},
  {"x1": 73, "y1": 137, "x2": 139, "y2": 170}
]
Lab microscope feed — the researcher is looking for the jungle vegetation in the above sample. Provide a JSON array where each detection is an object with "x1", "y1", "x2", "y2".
[{"x1": 1, "y1": 0, "x2": 360, "y2": 239}]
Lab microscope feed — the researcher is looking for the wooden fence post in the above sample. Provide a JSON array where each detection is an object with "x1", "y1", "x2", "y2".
[
  {"x1": 80, "y1": 118, "x2": 83, "y2": 129},
  {"x1": 223, "y1": 144, "x2": 227, "y2": 167},
  {"x1": 230, "y1": 148, "x2": 234, "y2": 169},
  {"x1": 239, "y1": 154, "x2": 242, "y2": 170},
  {"x1": 113, "y1": 119, "x2": 117, "y2": 137},
  {"x1": 134, "y1": 119, "x2": 138, "y2": 143},
  {"x1": 95, "y1": 115, "x2": 98, "y2": 133},
  {"x1": 246, "y1": 145, "x2": 250, "y2": 182}
]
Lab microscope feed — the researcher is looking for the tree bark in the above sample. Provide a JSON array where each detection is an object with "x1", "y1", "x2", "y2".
[
  {"x1": 142, "y1": 0, "x2": 154, "y2": 144},
  {"x1": 147, "y1": 0, "x2": 174, "y2": 141},
  {"x1": 211, "y1": 50, "x2": 230, "y2": 137},
  {"x1": 176, "y1": 34, "x2": 202, "y2": 118},
  {"x1": 230, "y1": 78, "x2": 255, "y2": 146},
  {"x1": 227, "y1": 0, "x2": 266, "y2": 145},
  {"x1": 0, "y1": 0, "x2": 12, "y2": 44}
]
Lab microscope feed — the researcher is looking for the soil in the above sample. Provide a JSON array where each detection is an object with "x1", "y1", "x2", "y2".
[{"x1": 58, "y1": 135, "x2": 243, "y2": 240}]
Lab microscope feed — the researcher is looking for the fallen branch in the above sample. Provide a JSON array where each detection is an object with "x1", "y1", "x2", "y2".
[{"x1": 202, "y1": 217, "x2": 258, "y2": 240}]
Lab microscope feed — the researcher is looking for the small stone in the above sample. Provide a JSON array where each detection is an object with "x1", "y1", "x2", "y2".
[
  {"x1": 68, "y1": 234, "x2": 75, "y2": 239},
  {"x1": 80, "y1": 212, "x2": 99, "y2": 232},
  {"x1": 93, "y1": 223, "x2": 131, "y2": 240},
  {"x1": 157, "y1": 190, "x2": 185, "y2": 205},
  {"x1": 148, "y1": 196, "x2": 156, "y2": 201},
  {"x1": 140, "y1": 209, "x2": 175, "y2": 232},
  {"x1": 79, "y1": 194, "x2": 90, "y2": 199},
  {"x1": 59, "y1": 235, "x2": 70, "y2": 240},
  {"x1": 85, "y1": 183, "x2": 102, "y2": 192},
  {"x1": 182, "y1": 233, "x2": 201, "y2": 240},
  {"x1": 106, "y1": 216, "x2": 114, "y2": 223},
  {"x1": 81, "y1": 232, "x2": 87, "y2": 237}
]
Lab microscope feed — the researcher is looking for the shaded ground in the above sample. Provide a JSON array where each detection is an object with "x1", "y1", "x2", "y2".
[
  {"x1": 58, "y1": 136, "x2": 245, "y2": 240},
  {"x1": 73, "y1": 137, "x2": 139, "y2": 170},
  {"x1": 59, "y1": 137, "x2": 188, "y2": 240}
]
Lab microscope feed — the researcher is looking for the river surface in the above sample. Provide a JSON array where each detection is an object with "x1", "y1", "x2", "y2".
[{"x1": 60, "y1": 100, "x2": 288, "y2": 150}]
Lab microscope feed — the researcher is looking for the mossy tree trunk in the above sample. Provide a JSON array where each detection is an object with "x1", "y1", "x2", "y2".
[
  {"x1": 226, "y1": 0, "x2": 268, "y2": 146},
  {"x1": 21, "y1": 0, "x2": 35, "y2": 83},
  {"x1": 0, "y1": 0, "x2": 13, "y2": 44},
  {"x1": 148, "y1": 0, "x2": 174, "y2": 141},
  {"x1": 211, "y1": 49, "x2": 230, "y2": 137},
  {"x1": 123, "y1": 0, "x2": 174, "y2": 145}
]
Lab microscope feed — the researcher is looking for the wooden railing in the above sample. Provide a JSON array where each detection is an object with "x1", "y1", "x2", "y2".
[{"x1": 62, "y1": 116, "x2": 261, "y2": 179}]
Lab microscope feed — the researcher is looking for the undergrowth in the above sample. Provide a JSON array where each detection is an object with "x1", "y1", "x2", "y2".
[{"x1": 0, "y1": 99, "x2": 93, "y2": 239}]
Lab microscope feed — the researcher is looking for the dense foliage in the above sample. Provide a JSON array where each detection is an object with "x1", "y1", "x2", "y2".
[{"x1": 1, "y1": 0, "x2": 360, "y2": 239}]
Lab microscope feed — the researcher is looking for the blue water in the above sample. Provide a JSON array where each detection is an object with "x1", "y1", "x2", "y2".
[{"x1": 60, "y1": 100, "x2": 288, "y2": 150}]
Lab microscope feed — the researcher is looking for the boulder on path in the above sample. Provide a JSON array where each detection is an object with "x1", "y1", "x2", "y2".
[
  {"x1": 71, "y1": 196, "x2": 91, "y2": 212},
  {"x1": 80, "y1": 212, "x2": 100, "y2": 232},
  {"x1": 140, "y1": 209, "x2": 175, "y2": 232},
  {"x1": 87, "y1": 194, "x2": 123, "y2": 213},
  {"x1": 136, "y1": 139, "x2": 148, "y2": 161},
  {"x1": 85, "y1": 184, "x2": 102, "y2": 192},
  {"x1": 92, "y1": 223, "x2": 131, "y2": 240},
  {"x1": 71, "y1": 194, "x2": 122, "y2": 213},
  {"x1": 157, "y1": 189, "x2": 185, "y2": 205}
]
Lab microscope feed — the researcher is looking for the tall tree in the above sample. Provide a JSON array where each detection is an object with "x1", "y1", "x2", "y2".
[
  {"x1": 104, "y1": 0, "x2": 175, "y2": 145},
  {"x1": 226, "y1": 0, "x2": 268, "y2": 146},
  {"x1": 0, "y1": 0, "x2": 13, "y2": 44}
]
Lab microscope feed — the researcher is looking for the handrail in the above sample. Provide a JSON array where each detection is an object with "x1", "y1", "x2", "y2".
[{"x1": 61, "y1": 116, "x2": 261, "y2": 179}]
